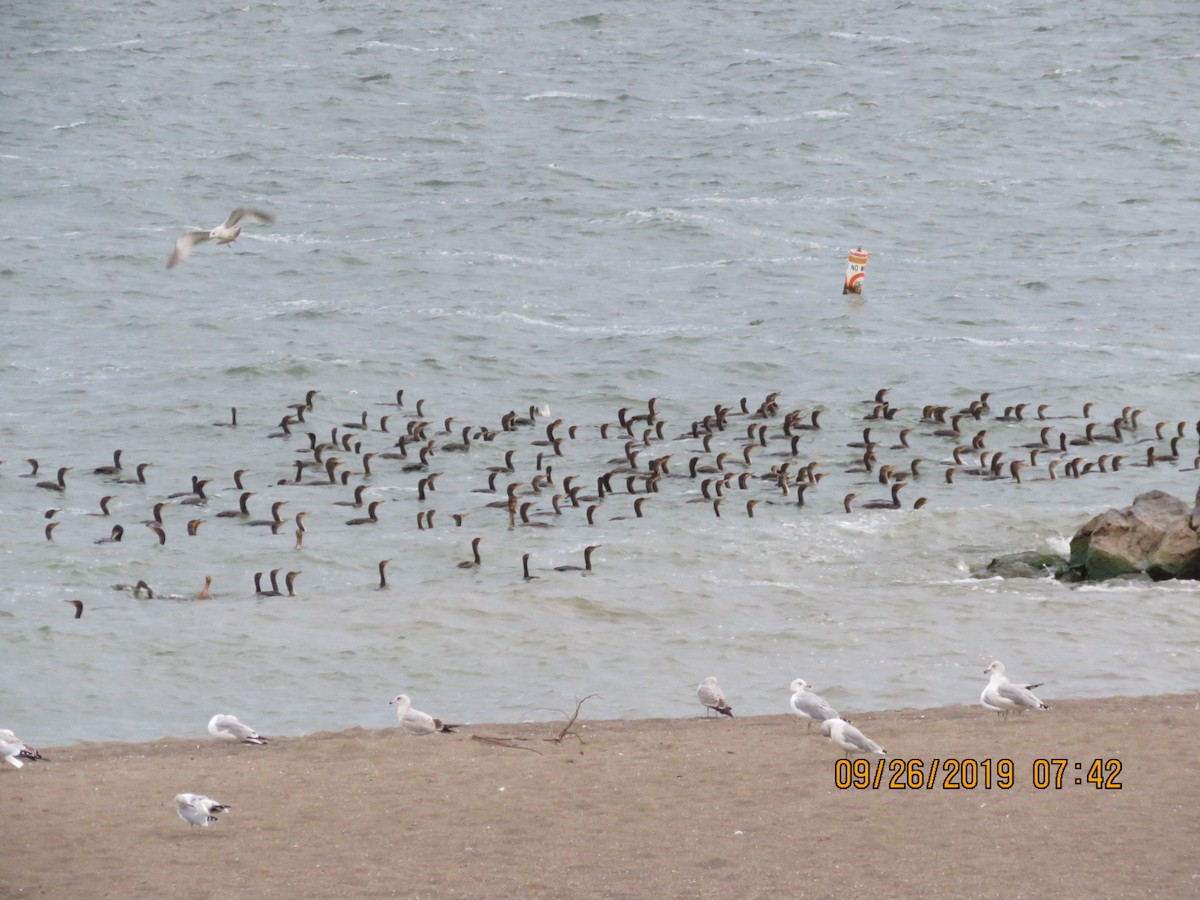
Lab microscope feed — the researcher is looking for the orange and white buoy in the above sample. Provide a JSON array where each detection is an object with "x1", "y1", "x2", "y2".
[{"x1": 842, "y1": 247, "x2": 868, "y2": 295}]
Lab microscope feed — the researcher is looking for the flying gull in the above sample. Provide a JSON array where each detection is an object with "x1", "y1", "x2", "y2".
[{"x1": 166, "y1": 207, "x2": 275, "y2": 269}]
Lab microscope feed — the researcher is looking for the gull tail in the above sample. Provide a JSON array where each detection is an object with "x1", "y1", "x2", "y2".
[{"x1": 717, "y1": 706, "x2": 734, "y2": 718}]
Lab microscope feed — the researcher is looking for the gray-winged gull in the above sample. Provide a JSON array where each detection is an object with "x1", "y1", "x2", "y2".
[
  {"x1": 788, "y1": 678, "x2": 840, "y2": 731},
  {"x1": 820, "y1": 717, "x2": 886, "y2": 757},
  {"x1": 166, "y1": 207, "x2": 275, "y2": 269},
  {"x1": 0, "y1": 729, "x2": 42, "y2": 768},
  {"x1": 981, "y1": 661, "x2": 1049, "y2": 718},
  {"x1": 389, "y1": 694, "x2": 457, "y2": 735},
  {"x1": 174, "y1": 793, "x2": 231, "y2": 827},
  {"x1": 207, "y1": 713, "x2": 269, "y2": 745}
]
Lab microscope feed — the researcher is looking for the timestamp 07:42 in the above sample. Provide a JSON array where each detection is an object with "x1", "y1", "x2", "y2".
[{"x1": 833, "y1": 757, "x2": 1123, "y2": 791}]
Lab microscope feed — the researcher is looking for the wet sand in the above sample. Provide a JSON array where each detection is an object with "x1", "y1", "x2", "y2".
[{"x1": 4, "y1": 693, "x2": 1198, "y2": 898}]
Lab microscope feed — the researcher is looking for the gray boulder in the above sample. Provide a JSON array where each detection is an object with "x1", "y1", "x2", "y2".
[{"x1": 1069, "y1": 489, "x2": 1200, "y2": 581}]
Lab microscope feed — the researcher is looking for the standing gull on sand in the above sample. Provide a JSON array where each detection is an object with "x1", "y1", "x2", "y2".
[
  {"x1": 389, "y1": 694, "x2": 457, "y2": 735},
  {"x1": 981, "y1": 661, "x2": 1049, "y2": 718},
  {"x1": 0, "y1": 729, "x2": 43, "y2": 768},
  {"x1": 166, "y1": 207, "x2": 275, "y2": 269},
  {"x1": 788, "y1": 678, "x2": 840, "y2": 732},
  {"x1": 697, "y1": 676, "x2": 733, "y2": 717},
  {"x1": 820, "y1": 718, "x2": 887, "y2": 758},
  {"x1": 174, "y1": 793, "x2": 231, "y2": 827},
  {"x1": 207, "y1": 714, "x2": 269, "y2": 745}
]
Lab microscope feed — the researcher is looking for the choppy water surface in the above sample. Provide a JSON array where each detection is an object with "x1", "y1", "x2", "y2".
[{"x1": 2, "y1": 0, "x2": 1198, "y2": 743}]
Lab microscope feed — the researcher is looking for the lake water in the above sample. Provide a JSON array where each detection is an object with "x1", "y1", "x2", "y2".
[{"x1": 2, "y1": 0, "x2": 1198, "y2": 744}]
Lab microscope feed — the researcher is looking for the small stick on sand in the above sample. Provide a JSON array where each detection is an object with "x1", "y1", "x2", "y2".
[
  {"x1": 544, "y1": 694, "x2": 599, "y2": 746},
  {"x1": 469, "y1": 735, "x2": 544, "y2": 755}
]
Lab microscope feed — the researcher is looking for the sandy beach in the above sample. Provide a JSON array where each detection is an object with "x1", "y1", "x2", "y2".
[{"x1": 4, "y1": 693, "x2": 1198, "y2": 898}]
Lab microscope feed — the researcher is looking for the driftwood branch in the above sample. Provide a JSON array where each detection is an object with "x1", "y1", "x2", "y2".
[
  {"x1": 543, "y1": 693, "x2": 599, "y2": 746},
  {"x1": 469, "y1": 694, "x2": 599, "y2": 753},
  {"x1": 470, "y1": 735, "x2": 544, "y2": 755}
]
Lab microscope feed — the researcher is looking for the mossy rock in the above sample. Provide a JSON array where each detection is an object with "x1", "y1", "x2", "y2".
[
  {"x1": 981, "y1": 551, "x2": 1072, "y2": 580},
  {"x1": 1070, "y1": 491, "x2": 1200, "y2": 581},
  {"x1": 1068, "y1": 536, "x2": 1143, "y2": 581}
]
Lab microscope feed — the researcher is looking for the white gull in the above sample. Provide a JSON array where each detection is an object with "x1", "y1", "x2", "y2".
[
  {"x1": 0, "y1": 729, "x2": 42, "y2": 769},
  {"x1": 166, "y1": 207, "x2": 275, "y2": 269},
  {"x1": 389, "y1": 694, "x2": 456, "y2": 735},
  {"x1": 208, "y1": 713, "x2": 269, "y2": 745},
  {"x1": 981, "y1": 661, "x2": 1049, "y2": 718},
  {"x1": 788, "y1": 678, "x2": 840, "y2": 731},
  {"x1": 174, "y1": 793, "x2": 231, "y2": 827},
  {"x1": 820, "y1": 718, "x2": 886, "y2": 758}
]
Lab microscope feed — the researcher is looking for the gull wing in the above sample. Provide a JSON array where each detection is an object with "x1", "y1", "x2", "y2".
[
  {"x1": 166, "y1": 230, "x2": 211, "y2": 269},
  {"x1": 224, "y1": 207, "x2": 275, "y2": 228}
]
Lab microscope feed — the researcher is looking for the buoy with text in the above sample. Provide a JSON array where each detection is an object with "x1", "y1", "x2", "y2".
[{"x1": 842, "y1": 247, "x2": 868, "y2": 295}]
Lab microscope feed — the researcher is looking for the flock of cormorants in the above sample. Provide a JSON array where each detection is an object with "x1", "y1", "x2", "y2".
[{"x1": 10, "y1": 385, "x2": 1200, "y2": 611}]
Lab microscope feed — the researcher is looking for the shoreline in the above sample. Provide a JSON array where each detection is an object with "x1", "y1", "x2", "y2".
[
  {"x1": 22, "y1": 687, "x2": 1200, "y2": 755},
  {"x1": 6, "y1": 692, "x2": 1199, "y2": 898},
  {"x1": 17, "y1": 680, "x2": 1200, "y2": 751}
]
